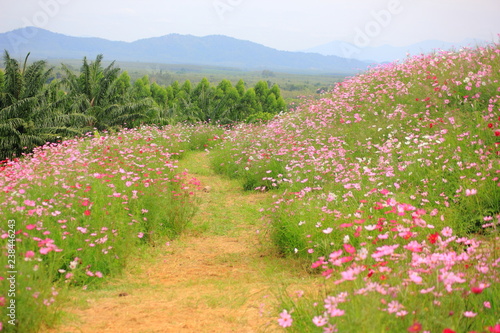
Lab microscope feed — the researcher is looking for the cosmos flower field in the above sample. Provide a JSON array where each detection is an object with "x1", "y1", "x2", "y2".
[
  {"x1": 210, "y1": 43, "x2": 500, "y2": 332},
  {"x1": 1, "y1": 42, "x2": 500, "y2": 332},
  {"x1": 0, "y1": 126, "x2": 221, "y2": 332}
]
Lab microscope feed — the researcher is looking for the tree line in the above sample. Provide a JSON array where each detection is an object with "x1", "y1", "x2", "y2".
[{"x1": 0, "y1": 52, "x2": 287, "y2": 160}]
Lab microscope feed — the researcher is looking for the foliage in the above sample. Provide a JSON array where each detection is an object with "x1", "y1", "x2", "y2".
[
  {"x1": 0, "y1": 51, "x2": 92, "y2": 160},
  {"x1": 136, "y1": 75, "x2": 287, "y2": 125},
  {"x1": 0, "y1": 51, "x2": 289, "y2": 159},
  {"x1": 61, "y1": 54, "x2": 152, "y2": 131}
]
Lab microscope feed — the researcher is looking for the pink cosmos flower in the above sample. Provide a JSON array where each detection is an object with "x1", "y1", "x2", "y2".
[
  {"x1": 327, "y1": 308, "x2": 345, "y2": 317},
  {"x1": 420, "y1": 286, "x2": 435, "y2": 294},
  {"x1": 465, "y1": 189, "x2": 477, "y2": 196},
  {"x1": 25, "y1": 250, "x2": 35, "y2": 258},
  {"x1": 441, "y1": 227, "x2": 453, "y2": 237},
  {"x1": 76, "y1": 227, "x2": 88, "y2": 233},
  {"x1": 387, "y1": 300, "x2": 404, "y2": 314},
  {"x1": 278, "y1": 310, "x2": 293, "y2": 328},
  {"x1": 396, "y1": 310, "x2": 408, "y2": 317},
  {"x1": 372, "y1": 244, "x2": 399, "y2": 259},
  {"x1": 312, "y1": 315, "x2": 328, "y2": 327},
  {"x1": 463, "y1": 311, "x2": 477, "y2": 318},
  {"x1": 24, "y1": 199, "x2": 36, "y2": 207},
  {"x1": 323, "y1": 324, "x2": 338, "y2": 333},
  {"x1": 409, "y1": 271, "x2": 423, "y2": 284},
  {"x1": 404, "y1": 241, "x2": 423, "y2": 252},
  {"x1": 323, "y1": 227, "x2": 333, "y2": 234},
  {"x1": 39, "y1": 247, "x2": 52, "y2": 255}
]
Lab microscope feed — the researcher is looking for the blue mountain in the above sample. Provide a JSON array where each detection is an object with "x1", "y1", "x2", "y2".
[{"x1": 0, "y1": 27, "x2": 372, "y2": 74}]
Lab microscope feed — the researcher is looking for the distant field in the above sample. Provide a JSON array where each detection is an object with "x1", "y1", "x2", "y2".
[{"x1": 45, "y1": 58, "x2": 347, "y2": 101}]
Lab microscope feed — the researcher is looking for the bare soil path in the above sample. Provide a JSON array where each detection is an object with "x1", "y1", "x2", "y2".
[{"x1": 46, "y1": 152, "x2": 311, "y2": 333}]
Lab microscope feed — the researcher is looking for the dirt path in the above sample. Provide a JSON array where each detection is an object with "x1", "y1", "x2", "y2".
[{"x1": 46, "y1": 152, "x2": 307, "y2": 333}]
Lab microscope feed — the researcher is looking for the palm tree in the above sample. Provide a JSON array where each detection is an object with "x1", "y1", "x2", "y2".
[
  {"x1": 0, "y1": 51, "x2": 93, "y2": 160},
  {"x1": 61, "y1": 54, "x2": 153, "y2": 131}
]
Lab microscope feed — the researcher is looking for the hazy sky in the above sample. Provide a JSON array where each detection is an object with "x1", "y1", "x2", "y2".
[{"x1": 1, "y1": 0, "x2": 499, "y2": 51}]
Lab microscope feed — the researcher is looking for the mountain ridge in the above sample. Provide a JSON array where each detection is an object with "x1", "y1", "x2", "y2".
[{"x1": 0, "y1": 27, "x2": 372, "y2": 74}]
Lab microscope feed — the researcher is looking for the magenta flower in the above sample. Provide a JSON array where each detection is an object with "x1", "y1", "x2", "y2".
[
  {"x1": 80, "y1": 199, "x2": 91, "y2": 206},
  {"x1": 471, "y1": 286, "x2": 484, "y2": 294},
  {"x1": 488, "y1": 324, "x2": 500, "y2": 332},
  {"x1": 343, "y1": 243, "x2": 356, "y2": 254},
  {"x1": 407, "y1": 321, "x2": 422, "y2": 332}
]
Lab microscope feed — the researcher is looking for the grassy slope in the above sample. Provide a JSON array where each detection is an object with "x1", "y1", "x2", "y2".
[
  {"x1": 209, "y1": 44, "x2": 500, "y2": 332},
  {"x1": 42, "y1": 152, "x2": 315, "y2": 333}
]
